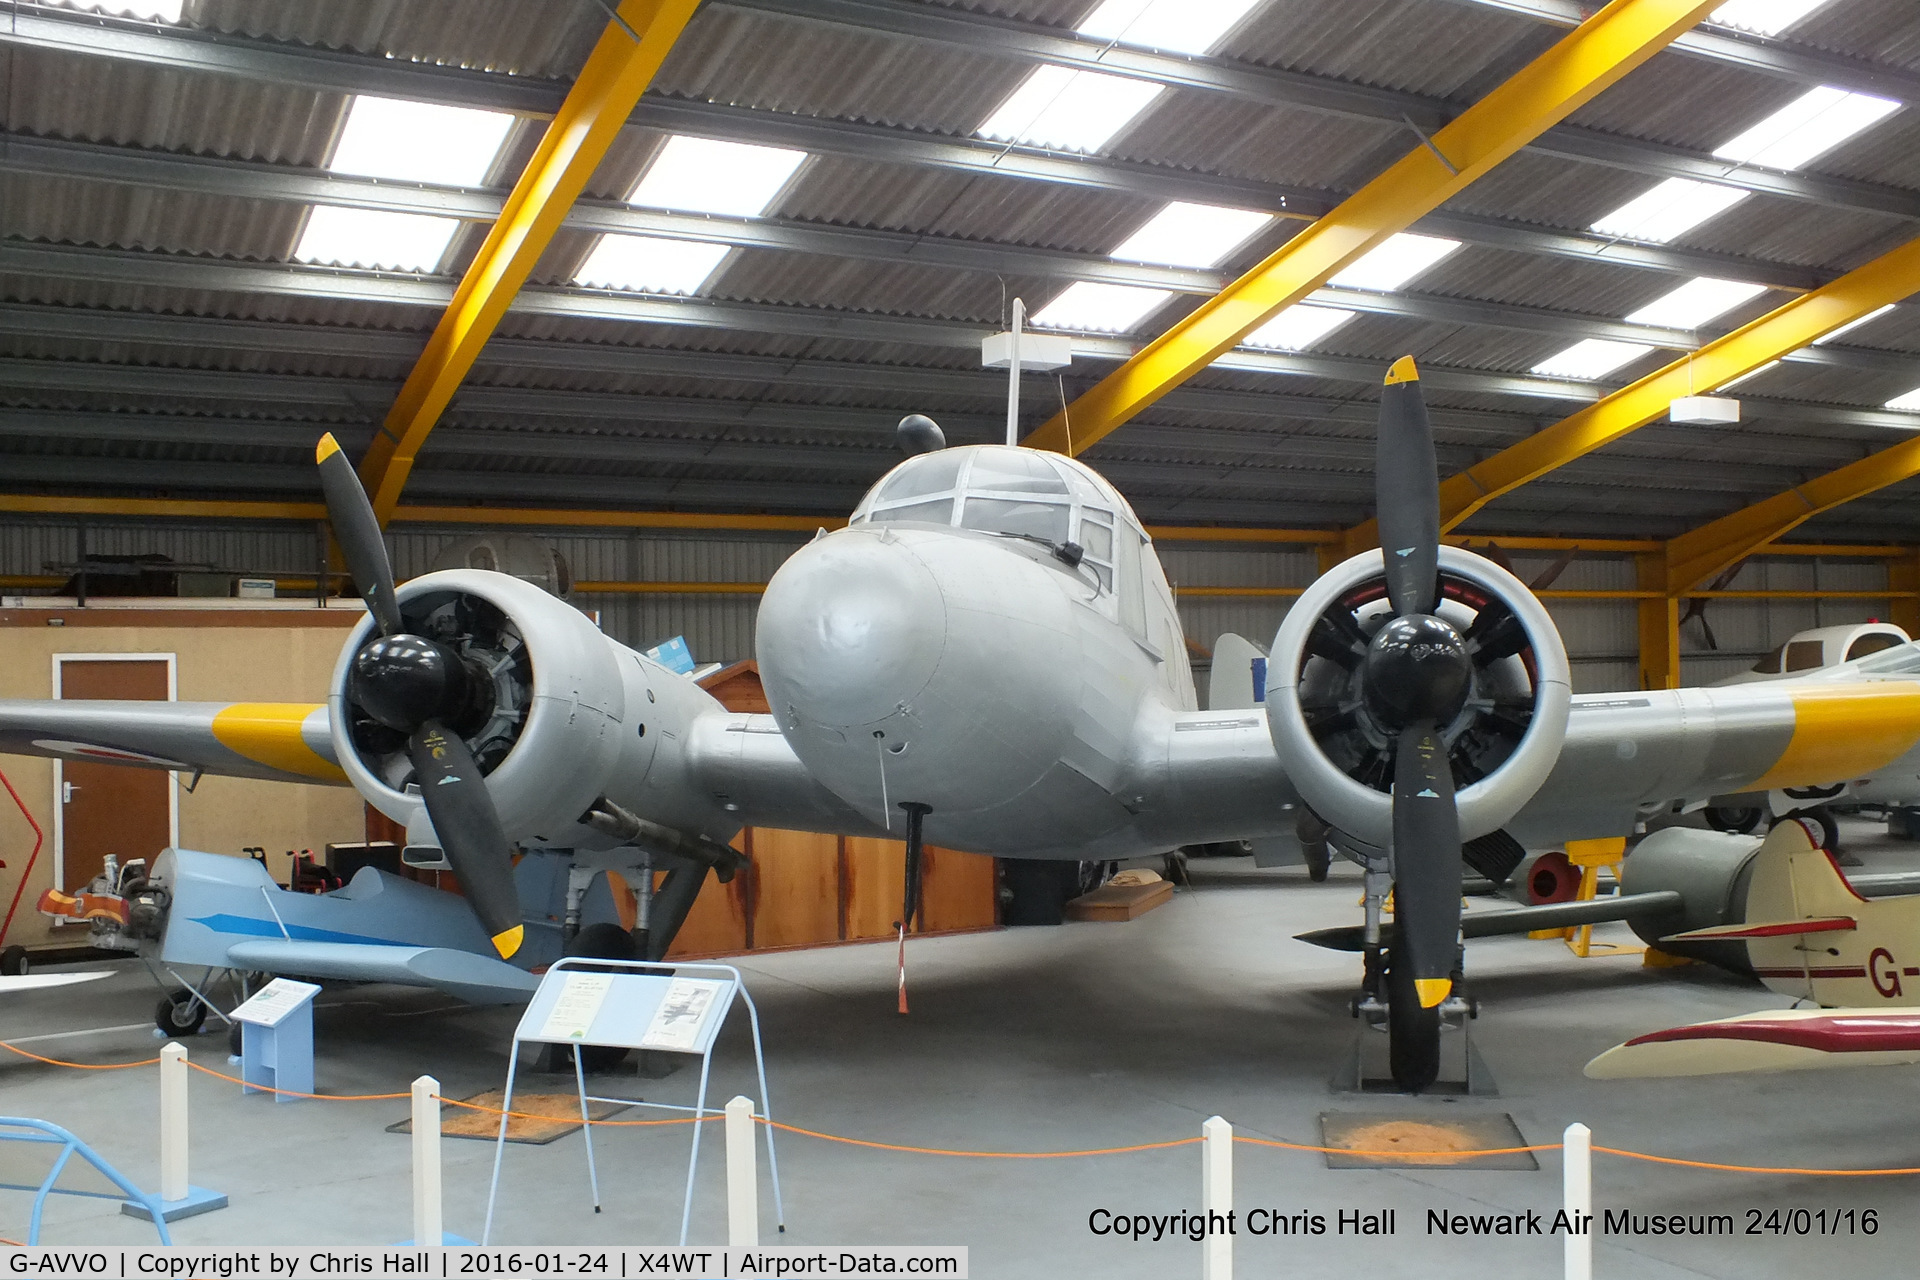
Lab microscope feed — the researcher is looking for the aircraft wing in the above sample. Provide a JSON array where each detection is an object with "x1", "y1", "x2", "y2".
[
  {"x1": 224, "y1": 940, "x2": 538, "y2": 1005},
  {"x1": 1585, "y1": 1008, "x2": 1920, "y2": 1078},
  {"x1": 686, "y1": 711, "x2": 893, "y2": 838},
  {"x1": 1511, "y1": 678, "x2": 1920, "y2": 845},
  {"x1": 0, "y1": 700, "x2": 346, "y2": 785},
  {"x1": 0, "y1": 973, "x2": 111, "y2": 994}
]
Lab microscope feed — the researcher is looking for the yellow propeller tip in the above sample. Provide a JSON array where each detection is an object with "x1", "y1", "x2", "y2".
[
  {"x1": 316, "y1": 433, "x2": 342, "y2": 463},
  {"x1": 491, "y1": 925, "x2": 524, "y2": 959},
  {"x1": 1414, "y1": 977, "x2": 1451, "y2": 1008},
  {"x1": 1385, "y1": 356, "x2": 1419, "y2": 386}
]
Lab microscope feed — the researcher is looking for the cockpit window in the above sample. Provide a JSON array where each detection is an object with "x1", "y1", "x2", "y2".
[
  {"x1": 869, "y1": 497, "x2": 953, "y2": 526},
  {"x1": 959, "y1": 497, "x2": 1070, "y2": 544},
  {"x1": 967, "y1": 448, "x2": 1070, "y2": 496},
  {"x1": 877, "y1": 449, "x2": 966, "y2": 503},
  {"x1": 1750, "y1": 644, "x2": 1784, "y2": 674},
  {"x1": 1847, "y1": 632, "x2": 1904, "y2": 662}
]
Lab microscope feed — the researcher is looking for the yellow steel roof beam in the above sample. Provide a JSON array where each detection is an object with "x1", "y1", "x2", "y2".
[
  {"x1": 1668, "y1": 433, "x2": 1920, "y2": 592},
  {"x1": 355, "y1": 0, "x2": 702, "y2": 526},
  {"x1": 1416, "y1": 234, "x2": 1920, "y2": 551},
  {"x1": 1022, "y1": 0, "x2": 1723, "y2": 457}
]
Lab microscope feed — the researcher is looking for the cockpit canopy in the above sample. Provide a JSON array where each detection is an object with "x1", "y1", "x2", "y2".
[{"x1": 849, "y1": 445, "x2": 1147, "y2": 590}]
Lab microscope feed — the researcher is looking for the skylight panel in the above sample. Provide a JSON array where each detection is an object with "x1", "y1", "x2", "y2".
[
  {"x1": 1590, "y1": 178, "x2": 1749, "y2": 244},
  {"x1": 977, "y1": 65, "x2": 1164, "y2": 153},
  {"x1": 64, "y1": 0, "x2": 183, "y2": 19},
  {"x1": 294, "y1": 208, "x2": 463, "y2": 273},
  {"x1": 1031, "y1": 283, "x2": 1175, "y2": 333},
  {"x1": 1885, "y1": 387, "x2": 1920, "y2": 412},
  {"x1": 1076, "y1": 0, "x2": 1264, "y2": 57},
  {"x1": 1624, "y1": 277, "x2": 1768, "y2": 329},
  {"x1": 1110, "y1": 202, "x2": 1271, "y2": 269},
  {"x1": 1708, "y1": 0, "x2": 1840, "y2": 38},
  {"x1": 1242, "y1": 304, "x2": 1355, "y2": 351},
  {"x1": 1715, "y1": 359, "x2": 1779, "y2": 390},
  {"x1": 327, "y1": 96, "x2": 515, "y2": 188},
  {"x1": 1531, "y1": 339, "x2": 1655, "y2": 380},
  {"x1": 1814, "y1": 303, "x2": 1898, "y2": 345},
  {"x1": 628, "y1": 136, "x2": 807, "y2": 218},
  {"x1": 574, "y1": 236, "x2": 731, "y2": 296},
  {"x1": 1326, "y1": 233, "x2": 1462, "y2": 292},
  {"x1": 1712, "y1": 85, "x2": 1901, "y2": 172}
]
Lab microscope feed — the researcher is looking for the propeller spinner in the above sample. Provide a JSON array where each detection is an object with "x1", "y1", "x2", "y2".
[{"x1": 315, "y1": 434, "x2": 525, "y2": 959}]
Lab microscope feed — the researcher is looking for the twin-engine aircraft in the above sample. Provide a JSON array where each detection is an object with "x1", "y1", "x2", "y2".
[{"x1": 8, "y1": 357, "x2": 1920, "y2": 1091}]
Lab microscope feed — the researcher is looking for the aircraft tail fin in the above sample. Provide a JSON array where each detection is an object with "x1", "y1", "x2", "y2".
[
  {"x1": 1738, "y1": 817, "x2": 1889, "y2": 1004},
  {"x1": 1206, "y1": 633, "x2": 1269, "y2": 711}
]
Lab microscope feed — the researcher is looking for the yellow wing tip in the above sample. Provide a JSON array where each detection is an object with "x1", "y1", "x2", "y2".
[
  {"x1": 316, "y1": 433, "x2": 341, "y2": 463},
  {"x1": 492, "y1": 925, "x2": 524, "y2": 959},
  {"x1": 1415, "y1": 977, "x2": 1451, "y2": 1009},
  {"x1": 1385, "y1": 356, "x2": 1419, "y2": 385}
]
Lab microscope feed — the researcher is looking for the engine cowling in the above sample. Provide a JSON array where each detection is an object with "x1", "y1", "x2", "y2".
[
  {"x1": 328, "y1": 569, "x2": 634, "y2": 850},
  {"x1": 1266, "y1": 546, "x2": 1571, "y2": 852}
]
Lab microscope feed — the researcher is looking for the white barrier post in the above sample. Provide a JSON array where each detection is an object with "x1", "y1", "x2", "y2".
[
  {"x1": 1202, "y1": 1115, "x2": 1232, "y2": 1280},
  {"x1": 160, "y1": 1042, "x2": 188, "y2": 1203},
  {"x1": 727, "y1": 1096, "x2": 759, "y2": 1246},
  {"x1": 1564, "y1": 1122, "x2": 1592, "y2": 1280},
  {"x1": 123, "y1": 1042, "x2": 227, "y2": 1223},
  {"x1": 413, "y1": 1075, "x2": 442, "y2": 1246}
]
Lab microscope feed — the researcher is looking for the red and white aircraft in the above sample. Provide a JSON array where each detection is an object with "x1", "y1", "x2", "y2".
[{"x1": 1587, "y1": 817, "x2": 1920, "y2": 1078}]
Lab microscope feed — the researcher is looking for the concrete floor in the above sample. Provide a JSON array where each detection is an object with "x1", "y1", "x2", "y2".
[{"x1": 6, "y1": 818, "x2": 1920, "y2": 1277}]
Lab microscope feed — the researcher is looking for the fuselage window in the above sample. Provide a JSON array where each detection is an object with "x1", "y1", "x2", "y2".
[{"x1": 1076, "y1": 514, "x2": 1116, "y2": 593}]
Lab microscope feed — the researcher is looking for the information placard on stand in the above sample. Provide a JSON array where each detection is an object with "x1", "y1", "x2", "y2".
[
  {"x1": 482, "y1": 958, "x2": 782, "y2": 1246},
  {"x1": 230, "y1": 978, "x2": 319, "y2": 1104}
]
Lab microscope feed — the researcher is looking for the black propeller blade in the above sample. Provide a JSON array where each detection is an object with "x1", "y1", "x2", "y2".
[
  {"x1": 316, "y1": 433, "x2": 401, "y2": 636},
  {"x1": 1369, "y1": 357, "x2": 1462, "y2": 1012},
  {"x1": 315, "y1": 432, "x2": 524, "y2": 958},
  {"x1": 1375, "y1": 357, "x2": 1440, "y2": 619},
  {"x1": 1391, "y1": 722, "x2": 1460, "y2": 1008},
  {"x1": 409, "y1": 725, "x2": 524, "y2": 958}
]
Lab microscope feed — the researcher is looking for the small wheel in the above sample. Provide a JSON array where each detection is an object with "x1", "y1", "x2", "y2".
[
  {"x1": 563, "y1": 924, "x2": 637, "y2": 1074},
  {"x1": 155, "y1": 989, "x2": 206, "y2": 1037},
  {"x1": 1705, "y1": 805, "x2": 1764, "y2": 835},
  {"x1": 1386, "y1": 943, "x2": 1441, "y2": 1094},
  {"x1": 0, "y1": 945, "x2": 28, "y2": 977}
]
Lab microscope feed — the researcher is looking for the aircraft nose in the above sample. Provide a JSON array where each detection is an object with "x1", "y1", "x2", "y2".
[{"x1": 757, "y1": 529, "x2": 946, "y2": 731}]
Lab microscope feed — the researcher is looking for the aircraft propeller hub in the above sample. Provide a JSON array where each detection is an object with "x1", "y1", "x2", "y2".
[
  {"x1": 1362, "y1": 613, "x2": 1472, "y2": 730},
  {"x1": 350, "y1": 632, "x2": 471, "y2": 733}
]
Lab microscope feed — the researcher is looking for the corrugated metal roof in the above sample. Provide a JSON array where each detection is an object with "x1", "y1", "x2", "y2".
[{"x1": 2, "y1": 0, "x2": 1919, "y2": 545}]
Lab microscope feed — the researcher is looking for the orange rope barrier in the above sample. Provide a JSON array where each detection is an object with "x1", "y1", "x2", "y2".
[
  {"x1": 0, "y1": 1040, "x2": 159, "y2": 1070},
  {"x1": 1594, "y1": 1145, "x2": 1920, "y2": 1178},
  {"x1": 765, "y1": 1120, "x2": 1203, "y2": 1159},
  {"x1": 182, "y1": 1059, "x2": 409, "y2": 1101},
  {"x1": 12, "y1": 1034, "x2": 1920, "y2": 1175},
  {"x1": 1235, "y1": 1135, "x2": 1562, "y2": 1158}
]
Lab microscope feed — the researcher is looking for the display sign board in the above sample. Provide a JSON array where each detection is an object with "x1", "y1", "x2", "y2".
[
  {"x1": 230, "y1": 978, "x2": 320, "y2": 1027},
  {"x1": 516, "y1": 968, "x2": 733, "y2": 1055}
]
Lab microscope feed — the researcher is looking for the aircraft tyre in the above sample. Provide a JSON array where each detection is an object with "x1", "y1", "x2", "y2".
[
  {"x1": 0, "y1": 945, "x2": 27, "y2": 976},
  {"x1": 1779, "y1": 806, "x2": 1839, "y2": 853},
  {"x1": 156, "y1": 989, "x2": 206, "y2": 1037},
  {"x1": 1704, "y1": 805, "x2": 1763, "y2": 835},
  {"x1": 1386, "y1": 944, "x2": 1441, "y2": 1093},
  {"x1": 564, "y1": 923, "x2": 638, "y2": 1074}
]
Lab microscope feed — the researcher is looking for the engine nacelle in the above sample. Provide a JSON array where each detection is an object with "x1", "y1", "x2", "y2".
[
  {"x1": 1266, "y1": 546, "x2": 1571, "y2": 852},
  {"x1": 329, "y1": 569, "x2": 696, "y2": 851}
]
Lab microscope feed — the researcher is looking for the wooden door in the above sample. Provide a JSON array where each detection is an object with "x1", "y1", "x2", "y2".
[{"x1": 57, "y1": 658, "x2": 173, "y2": 891}]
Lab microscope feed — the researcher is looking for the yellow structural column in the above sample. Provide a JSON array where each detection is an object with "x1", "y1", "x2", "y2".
[
  {"x1": 357, "y1": 0, "x2": 703, "y2": 525},
  {"x1": 1638, "y1": 549, "x2": 1680, "y2": 690},
  {"x1": 1023, "y1": 0, "x2": 1723, "y2": 457},
  {"x1": 1889, "y1": 547, "x2": 1920, "y2": 636}
]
